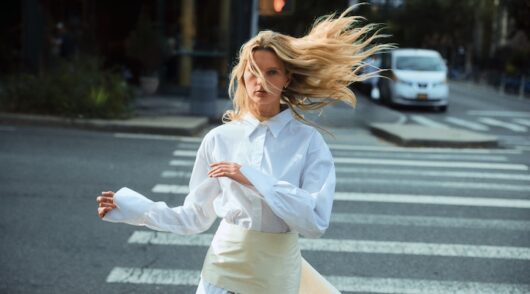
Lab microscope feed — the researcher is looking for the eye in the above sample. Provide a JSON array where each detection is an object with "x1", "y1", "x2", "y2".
[{"x1": 266, "y1": 70, "x2": 278, "y2": 75}]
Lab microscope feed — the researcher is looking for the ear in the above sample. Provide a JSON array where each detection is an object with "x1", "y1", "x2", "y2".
[{"x1": 285, "y1": 72, "x2": 292, "y2": 87}]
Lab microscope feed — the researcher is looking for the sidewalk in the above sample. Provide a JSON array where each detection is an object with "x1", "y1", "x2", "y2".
[
  {"x1": 0, "y1": 96, "x2": 232, "y2": 137},
  {"x1": 449, "y1": 80, "x2": 529, "y2": 101}
]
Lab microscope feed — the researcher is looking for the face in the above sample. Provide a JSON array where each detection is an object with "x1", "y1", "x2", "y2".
[{"x1": 243, "y1": 50, "x2": 290, "y2": 110}]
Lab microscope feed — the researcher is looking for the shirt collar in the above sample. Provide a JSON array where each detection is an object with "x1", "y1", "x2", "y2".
[{"x1": 242, "y1": 108, "x2": 293, "y2": 138}]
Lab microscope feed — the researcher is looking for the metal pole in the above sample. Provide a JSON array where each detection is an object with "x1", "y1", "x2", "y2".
[
  {"x1": 250, "y1": 0, "x2": 259, "y2": 37},
  {"x1": 499, "y1": 73, "x2": 505, "y2": 95},
  {"x1": 519, "y1": 75, "x2": 525, "y2": 98}
]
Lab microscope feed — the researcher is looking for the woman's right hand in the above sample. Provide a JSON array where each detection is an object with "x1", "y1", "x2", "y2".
[{"x1": 96, "y1": 191, "x2": 117, "y2": 219}]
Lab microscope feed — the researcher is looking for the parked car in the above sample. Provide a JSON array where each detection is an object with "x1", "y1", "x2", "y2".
[{"x1": 378, "y1": 49, "x2": 449, "y2": 111}]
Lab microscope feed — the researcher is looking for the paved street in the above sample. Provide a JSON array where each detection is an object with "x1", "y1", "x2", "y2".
[{"x1": 1, "y1": 84, "x2": 530, "y2": 293}]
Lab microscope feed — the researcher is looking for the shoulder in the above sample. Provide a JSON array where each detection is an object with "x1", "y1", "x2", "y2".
[
  {"x1": 200, "y1": 121, "x2": 245, "y2": 147},
  {"x1": 285, "y1": 118, "x2": 317, "y2": 137},
  {"x1": 290, "y1": 120, "x2": 331, "y2": 152}
]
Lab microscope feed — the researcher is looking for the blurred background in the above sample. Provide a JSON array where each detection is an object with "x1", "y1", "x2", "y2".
[{"x1": 1, "y1": 0, "x2": 528, "y2": 119}]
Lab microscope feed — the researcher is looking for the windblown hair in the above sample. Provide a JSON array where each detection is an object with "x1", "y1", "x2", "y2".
[{"x1": 224, "y1": 6, "x2": 392, "y2": 123}]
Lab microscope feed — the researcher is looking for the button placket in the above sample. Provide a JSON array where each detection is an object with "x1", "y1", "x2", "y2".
[
  {"x1": 251, "y1": 125, "x2": 266, "y2": 168},
  {"x1": 249, "y1": 124, "x2": 267, "y2": 230}
]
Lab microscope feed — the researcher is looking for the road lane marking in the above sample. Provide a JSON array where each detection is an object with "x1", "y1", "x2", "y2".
[
  {"x1": 159, "y1": 171, "x2": 530, "y2": 192},
  {"x1": 334, "y1": 192, "x2": 530, "y2": 208},
  {"x1": 331, "y1": 213, "x2": 530, "y2": 231},
  {"x1": 468, "y1": 110, "x2": 530, "y2": 118},
  {"x1": 327, "y1": 144, "x2": 521, "y2": 154},
  {"x1": 152, "y1": 184, "x2": 189, "y2": 194},
  {"x1": 334, "y1": 167, "x2": 530, "y2": 181},
  {"x1": 445, "y1": 117, "x2": 490, "y2": 131},
  {"x1": 513, "y1": 118, "x2": 530, "y2": 127},
  {"x1": 152, "y1": 185, "x2": 530, "y2": 206},
  {"x1": 328, "y1": 275, "x2": 530, "y2": 294},
  {"x1": 333, "y1": 158, "x2": 528, "y2": 170},
  {"x1": 174, "y1": 145, "x2": 522, "y2": 155},
  {"x1": 161, "y1": 170, "x2": 192, "y2": 178},
  {"x1": 516, "y1": 146, "x2": 530, "y2": 152},
  {"x1": 163, "y1": 168, "x2": 530, "y2": 182},
  {"x1": 106, "y1": 266, "x2": 530, "y2": 293},
  {"x1": 478, "y1": 117, "x2": 528, "y2": 132},
  {"x1": 106, "y1": 267, "x2": 198, "y2": 286},
  {"x1": 115, "y1": 133, "x2": 202, "y2": 142},
  {"x1": 332, "y1": 151, "x2": 508, "y2": 162},
  {"x1": 128, "y1": 231, "x2": 530, "y2": 260},
  {"x1": 173, "y1": 150, "x2": 199, "y2": 157},
  {"x1": 410, "y1": 115, "x2": 449, "y2": 128},
  {"x1": 169, "y1": 159, "x2": 195, "y2": 166},
  {"x1": 336, "y1": 178, "x2": 530, "y2": 192},
  {"x1": 172, "y1": 152, "x2": 527, "y2": 170}
]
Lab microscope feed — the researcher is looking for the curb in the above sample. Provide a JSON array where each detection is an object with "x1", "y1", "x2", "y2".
[
  {"x1": 369, "y1": 123, "x2": 499, "y2": 148},
  {"x1": 0, "y1": 112, "x2": 209, "y2": 136}
]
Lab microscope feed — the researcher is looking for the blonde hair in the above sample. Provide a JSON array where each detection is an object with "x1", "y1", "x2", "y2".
[{"x1": 224, "y1": 6, "x2": 392, "y2": 123}]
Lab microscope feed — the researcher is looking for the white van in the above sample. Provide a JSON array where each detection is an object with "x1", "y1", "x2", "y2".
[{"x1": 378, "y1": 49, "x2": 449, "y2": 112}]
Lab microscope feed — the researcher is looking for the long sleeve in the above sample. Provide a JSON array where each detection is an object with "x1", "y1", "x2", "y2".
[
  {"x1": 240, "y1": 131, "x2": 336, "y2": 238},
  {"x1": 103, "y1": 136, "x2": 221, "y2": 235}
]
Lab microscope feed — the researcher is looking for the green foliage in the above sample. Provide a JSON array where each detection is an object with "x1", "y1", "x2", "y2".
[{"x1": 0, "y1": 56, "x2": 135, "y2": 119}]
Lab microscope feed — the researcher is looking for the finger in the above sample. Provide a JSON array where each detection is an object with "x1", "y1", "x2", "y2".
[
  {"x1": 209, "y1": 161, "x2": 228, "y2": 167},
  {"x1": 102, "y1": 191, "x2": 115, "y2": 197},
  {"x1": 211, "y1": 167, "x2": 228, "y2": 175},
  {"x1": 208, "y1": 166, "x2": 224, "y2": 176},
  {"x1": 209, "y1": 170, "x2": 226, "y2": 178},
  {"x1": 96, "y1": 196, "x2": 113, "y2": 204},
  {"x1": 99, "y1": 202, "x2": 117, "y2": 208},
  {"x1": 98, "y1": 207, "x2": 108, "y2": 218}
]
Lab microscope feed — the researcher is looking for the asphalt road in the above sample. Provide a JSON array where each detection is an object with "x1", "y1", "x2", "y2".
[{"x1": 1, "y1": 87, "x2": 530, "y2": 293}]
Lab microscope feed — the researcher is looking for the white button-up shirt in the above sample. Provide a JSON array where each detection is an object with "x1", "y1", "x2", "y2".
[{"x1": 105, "y1": 108, "x2": 336, "y2": 239}]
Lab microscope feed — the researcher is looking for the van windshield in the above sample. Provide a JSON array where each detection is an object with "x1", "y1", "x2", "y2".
[{"x1": 395, "y1": 56, "x2": 445, "y2": 71}]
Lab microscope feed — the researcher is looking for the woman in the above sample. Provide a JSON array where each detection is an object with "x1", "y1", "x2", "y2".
[{"x1": 97, "y1": 6, "x2": 389, "y2": 294}]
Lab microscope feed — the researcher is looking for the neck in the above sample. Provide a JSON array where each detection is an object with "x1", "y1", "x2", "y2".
[{"x1": 249, "y1": 103, "x2": 281, "y2": 121}]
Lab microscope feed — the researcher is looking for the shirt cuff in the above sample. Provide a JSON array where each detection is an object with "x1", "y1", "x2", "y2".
[{"x1": 103, "y1": 187, "x2": 154, "y2": 225}]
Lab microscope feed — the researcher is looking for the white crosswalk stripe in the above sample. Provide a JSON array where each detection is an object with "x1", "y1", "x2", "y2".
[
  {"x1": 163, "y1": 167, "x2": 530, "y2": 181},
  {"x1": 333, "y1": 157, "x2": 527, "y2": 170},
  {"x1": 328, "y1": 144, "x2": 520, "y2": 154},
  {"x1": 330, "y1": 213, "x2": 530, "y2": 231},
  {"x1": 127, "y1": 231, "x2": 530, "y2": 260},
  {"x1": 513, "y1": 118, "x2": 530, "y2": 127},
  {"x1": 335, "y1": 177, "x2": 530, "y2": 192},
  {"x1": 334, "y1": 167, "x2": 530, "y2": 181},
  {"x1": 410, "y1": 115, "x2": 450, "y2": 128},
  {"x1": 114, "y1": 132, "x2": 203, "y2": 142},
  {"x1": 467, "y1": 110, "x2": 530, "y2": 118},
  {"x1": 445, "y1": 116, "x2": 490, "y2": 131},
  {"x1": 334, "y1": 192, "x2": 530, "y2": 208},
  {"x1": 478, "y1": 117, "x2": 528, "y2": 132},
  {"x1": 152, "y1": 185, "x2": 530, "y2": 208},
  {"x1": 171, "y1": 154, "x2": 528, "y2": 170}
]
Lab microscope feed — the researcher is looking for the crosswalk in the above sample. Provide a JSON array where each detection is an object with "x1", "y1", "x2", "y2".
[
  {"x1": 105, "y1": 137, "x2": 530, "y2": 293},
  {"x1": 403, "y1": 112, "x2": 530, "y2": 149},
  {"x1": 403, "y1": 113, "x2": 530, "y2": 134}
]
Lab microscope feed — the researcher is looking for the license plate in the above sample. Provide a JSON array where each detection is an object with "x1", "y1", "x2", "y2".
[{"x1": 417, "y1": 94, "x2": 428, "y2": 100}]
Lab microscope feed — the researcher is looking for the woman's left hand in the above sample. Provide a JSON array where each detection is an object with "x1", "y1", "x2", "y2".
[{"x1": 208, "y1": 162, "x2": 252, "y2": 186}]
